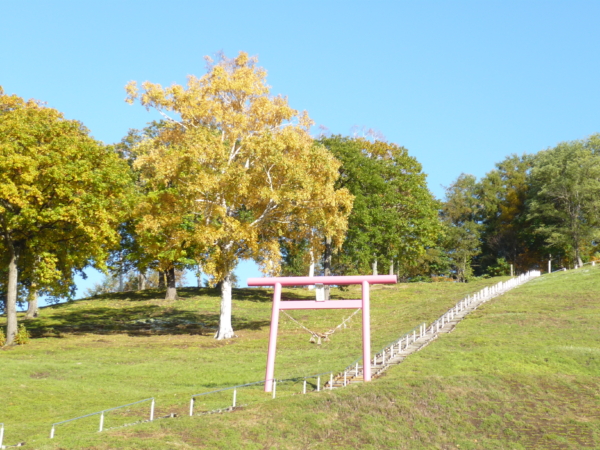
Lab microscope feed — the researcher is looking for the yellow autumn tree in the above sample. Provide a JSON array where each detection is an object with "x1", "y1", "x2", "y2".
[
  {"x1": 0, "y1": 88, "x2": 133, "y2": 345},
  {"x1": 126, "y1": 52, "x2": 353, "y2": 339}
]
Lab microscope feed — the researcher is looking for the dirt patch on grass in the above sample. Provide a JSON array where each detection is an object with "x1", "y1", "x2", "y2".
[{"x1": 29, "y1": 371, "x2": 50, "y2": 379}]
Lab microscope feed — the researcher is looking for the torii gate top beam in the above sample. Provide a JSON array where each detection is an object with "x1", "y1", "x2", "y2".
[{"x1": 247, "y1": 275, "x2": 397, "y2": 287}]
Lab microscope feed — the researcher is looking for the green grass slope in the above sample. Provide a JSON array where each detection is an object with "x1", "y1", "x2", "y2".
[
  {"x1": 1, "y1": 278, "x2": 495, "y2": 448},
  {"x1": 3, "y1": 268, "x2": 599, "y2": 449}
]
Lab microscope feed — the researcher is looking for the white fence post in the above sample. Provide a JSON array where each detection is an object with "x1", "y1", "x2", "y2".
[
  {"x1": 189, "y1": 398, "x2": 194, "y2": 416},
  {"x1": 99, "y1": 411, "x2": 104, "y2": 432},
  {"x1": 317, "y1": 376, "x2": 320, "y2": 392},
  {"x1": 0, "y1": 423, "x2": 4, "y2": 447},
  {"x1": 330, "y1": 373, "x2": 333, "y2": 390},
  {"x1": 150, "y1": 398, "x2": 155, "y2": 422},
  {"x1": 303, "y1": 379, "x2": 307, "y2": 394},
  {"x1": 50, "y1": 425, "x2": 55, "y2": 439},
  {"x1": 233, "y1": 388, "x2": 237, "y2": 408},
  {"x1": 272, "y1": 380, "x2": 277, "y2": 399}
]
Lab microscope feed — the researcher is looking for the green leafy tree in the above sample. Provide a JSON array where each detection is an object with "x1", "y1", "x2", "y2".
[
  {"x1": 0, "y1": 88, "x2": 133, "y2": 345},
  {"x1": 476, "y1": 154, "x2": 542, "y2": 273},
  {"x1": 442, "y1": 174, "x2": 482, "y2": 282},
  {"x1": 528, "y1": 136, "x2": 600, "y2": 267},
  {"x1": 318, "y1": 136, "x2": 441, "y2": 277}
]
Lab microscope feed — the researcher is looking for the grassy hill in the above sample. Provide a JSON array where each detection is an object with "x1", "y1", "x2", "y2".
[{"x1": 1, "y1": 268, "x2": 599, "y2": 449}]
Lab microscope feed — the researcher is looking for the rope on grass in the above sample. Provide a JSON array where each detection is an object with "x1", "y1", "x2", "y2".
[{"x1": 282, "y1": 309, "x2": 361, "y2": 345}]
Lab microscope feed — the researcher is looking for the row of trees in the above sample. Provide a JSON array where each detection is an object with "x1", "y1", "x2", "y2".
[
  {"x1": 4, "y1": 51, "x2": 597, "y2": 345},
  {"x1": 2, "y1": 52, "x2": 441, "y2": 345},
  {"x1": 442, "y1": 136, "x2": 600, "y2": 279}
]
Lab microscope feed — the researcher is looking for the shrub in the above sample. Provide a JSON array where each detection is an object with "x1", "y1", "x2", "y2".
[
  {"x1": 487, "y1": 257, "x2": 511, "y2": 277},
  {"x1": 0, "y1": 327, "x2": 6, "y2": 346},
  {"x1": 14, "y1": 324, "x2": 30, "y2": 345}
]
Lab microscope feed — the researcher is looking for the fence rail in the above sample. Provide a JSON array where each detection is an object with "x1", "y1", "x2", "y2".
[
  {"x1": 50, "y1": 397, "x2": 154, "y2": 439},
  {"x1": 188, "y1": 371, "x2": 336, "y2": 416}
]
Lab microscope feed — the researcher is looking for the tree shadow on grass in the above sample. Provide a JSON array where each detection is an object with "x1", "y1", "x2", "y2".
[
  {"x1": 23, "y1": 286, "x2": 346, "y2": 340},
  {"x1": 27, "y1": 303, "x2": 269, "y2": 339},
  {"x1": 60, "y1": 287, "x2": 275, "y2": 303},
  {"x1": 234, "y1": 287, "x2": 350, "y2": 302}
]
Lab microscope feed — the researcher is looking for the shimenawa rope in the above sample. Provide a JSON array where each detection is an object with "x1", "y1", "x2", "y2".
[{"x1": 281, "y1": 309, "x2": 361, "y2": 344}]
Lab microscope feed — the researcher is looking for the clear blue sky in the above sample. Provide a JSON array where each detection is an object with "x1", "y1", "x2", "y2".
[{"x1": 2, "y1": 0, "x2": 599, "y2": 298}]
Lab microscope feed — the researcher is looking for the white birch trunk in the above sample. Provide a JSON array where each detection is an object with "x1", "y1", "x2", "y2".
[
  {"x1": 323, "y1": 237, "x2": 332, "y2": 301},
  {"x1": 215, "y1": 270, "x2": 235, "y2": 340},
  {"x1": 196, "y1": 265, "x2": 202, "y2": 288},
  {"x1": 389, "y1": 260, "x2": 394, "y2": 275},
  {"x1": 308, "y1": 248, "x2": 315, "y2": 290},
  {"x1": 372, "y1": 258, "x2": 378, "y2": 276},
  {"x1": 5, "y1": 248, "x2": 18, "y2": 345}
]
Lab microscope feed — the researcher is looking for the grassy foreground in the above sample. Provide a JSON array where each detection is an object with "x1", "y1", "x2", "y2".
[{"x1": 2, "y1": 268, "x2": 599, "y2": 448}]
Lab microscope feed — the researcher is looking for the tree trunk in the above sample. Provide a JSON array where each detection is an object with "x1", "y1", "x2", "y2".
[
  {"x1": 138, "y1": 271, "x2": 146, "y2": 291},
  {"x1": 165, "y1": 267, "x2": 177, "y2": 300},
  {"x1": 323, "y1": 237, "x2": 332, "y2": 301},
  {"x1": 5, "y1": 245, "x2": 19, "y2": 346},
  {"x1": 118, "y1": 270, "x2": 124, "y2": 292},
  {"x1": 25, "y1": 289, "x2": 39, "y2": 319},
  {"x1": 158, "y1": 270, "x2": 166, "y2": 289},
  {"x1": 372, "y1": 258, "x2": 378, "y2": 276},
  {"x1": 215, "y1": 270, "x2": 235, "y2": 340},
  {"x1": 389, "y1": 260, "x2": 394, "y2": 275},
  {"x1": 308, "y1": 248, "x2": 315, "y2": 290},
  {"x1": 196, "y1": 264, "x2": 202, "y2": 288},
  {"x1": 575, "y1": 247, "x2": 583, "y2": 268}
]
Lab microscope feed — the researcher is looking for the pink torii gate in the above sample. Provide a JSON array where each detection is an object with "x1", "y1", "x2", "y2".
[{"x1": 246, "y1": 275, "x2": 397, "y2": 392}]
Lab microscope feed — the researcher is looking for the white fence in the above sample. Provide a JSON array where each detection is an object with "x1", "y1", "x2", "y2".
[
  {"x1": 378, "y1": 271, "x2": 540, "y2": 357},
  {"x1": 188, "y1": 370, "x2": 338, "y2": 416},
  {"x1": 329, "y1": 270, "x2": 542, "y2": 384},
  {"x1": 50, "y1": 397, "x2": 154, "y2": 439}
]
